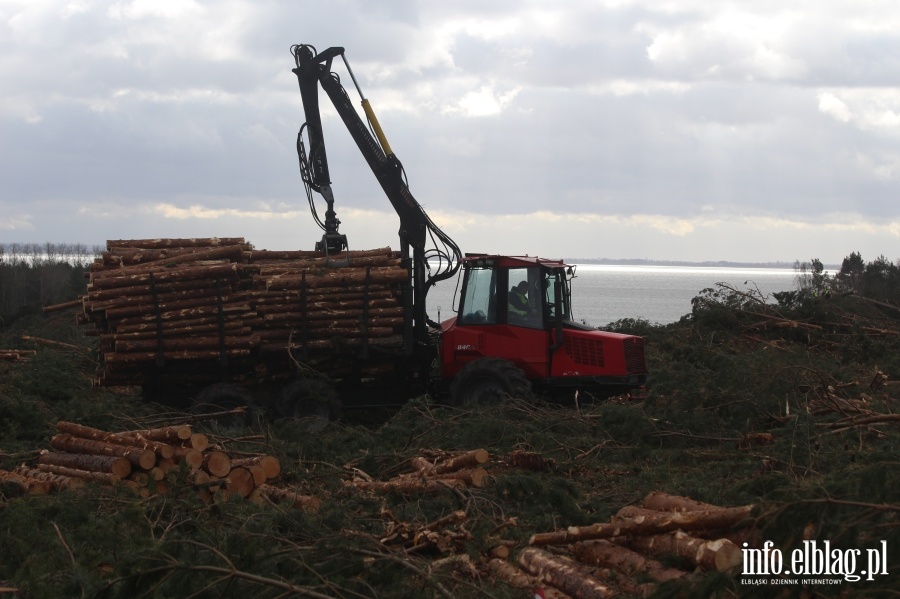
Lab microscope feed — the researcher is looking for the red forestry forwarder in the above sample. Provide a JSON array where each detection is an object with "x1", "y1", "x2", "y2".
[
  {"x1": 84, "y1": 45, "x2": 646, "y2": 418},
  {"x1": 286, "y1": 44, "x2": 647, "y2": 411}
]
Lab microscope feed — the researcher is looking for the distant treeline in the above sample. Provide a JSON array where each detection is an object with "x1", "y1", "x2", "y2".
[
  {"x1": 795, "y1": 252, "x2": 900, "y2": 303},
  {"x1": 0, "y1": 242, "x2": 101, "y2": 324}
]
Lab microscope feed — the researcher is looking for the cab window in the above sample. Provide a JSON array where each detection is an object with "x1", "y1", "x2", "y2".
[
  {"x1": 544, "y1": 270, "x2": 571, "y2": 321},
  {"x1": 459, "y1": 267, "x2": 496, "y2": 325},
  {"x1": 506, "y1": 266, "x2": 542, "y2": 329}
]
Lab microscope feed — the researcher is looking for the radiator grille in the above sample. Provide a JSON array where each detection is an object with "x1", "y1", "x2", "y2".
[
  {"x1": 564, "y1": 336, "x2": 605, "y2": 367},
  {"x1": 624, "y1": 337, "x2": 647, "y2": 374}
]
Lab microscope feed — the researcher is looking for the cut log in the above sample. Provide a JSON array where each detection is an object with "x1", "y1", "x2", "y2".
[
  {"x1": 618, "y1": 530, "x2": 743, "y2": 571},
  {"x1": 55, "y1": 421, "x2": 174, "y2": 459},
  {"x1": 224, "y1": 467, "x2": 255, "y2": 498},
  {"x1": 129, "y1": 472, "x2": 149, "y2": 486},
  {"x1": 89, "y1": 263, "x2": 239, "y2": 291},
  {"x1": 188, "y1": 433, "x2": 209, "y2": 451},
  {"x1": 487, "y1": 559, "x2": 573, "y2": 599},
  {"x1": 518, "y1": 548, "x2": 614, "y2": 599},
  {"x1": 109, "y1": 301, "x2": 251, "y2": 327},
  {"x1": 172, "y1": 446, "x2": 204, "y2": 469},
  {"x1": 104, "y1": 348, "x2": 252, "y2": 365},
  {"x1": 244, "y1": 464, "x2": 267, "y2": 486},
  {"x1": 0, "y1": 469, "x2": 52, "y2": 495},
  {"x1": 35, "y1": 464, "x2": 122, "y2": 485},
  {"x1": 255, "y1": 484, "x2": 320, "y2": 512},
  {"x1": 231, "y1": 455, "x2": 280, "y2": 480},
  {"x1": 114, "y1": 335, "x2": 259, "y2": 353},
  {"x1": 429, "y1": 449, "x2": 490, "y2": 475},
  {"x1": 352, "y1": 477, "x2": 465, "y2": 495},
  {"x1": 571, "y1": 539, "x2": 687, "y2": 581},
  {"x1": 640, "y1": 491, "x2": 721, "y2": 513},
  {"x1": 529, "y1": 504, "x2": 754, "y2": 546},
  {"x1": 85, "y1": 278, "x2": 215, "y2": 302},
  {"x1": 0, "y1": 350, "x2": 36, "y2": 362},
  {"x1": 105, "y1": 237, "x2": 246, "y2": 250},
  {"x1": 409, "y1": 456, "x2": 434, "y2": 472},
  {"x1": 14, "y1": 466, "x2": 84, "y2": 491},
  {"x1": 187, "y1": 468, "x2": 210, "y2": 486},
  {"x1": 38, "y1": 450, "x2": 132, "y2": 478},
  {"x1": 507, "y1": 449, "x2": 555, "y2": 471},
  {"x1": 43, "y1": 298, "x2": 83, "y2": 313},
  {"x1": 50, "y1": 434, "x2": 157, "y2": 470},
  {"x1": 131, "y1": 425, "x2": 193, "y2": 443},
  {"x1": 157, "y1": 458, "x2": 177, "y2": 474},
  {"x1": 202, "y1": 450, "x2": 232, "y2": 478},
  {"x1": 264, "y1": 266, "x2": 408, "y2": 290},
  {"x1": 246, "y1": 246, "x2": 393, "y2": 261},
  {"x1": 439, "y1": 467, "x2": 489, "y2": 488},
  {"x1": 20, "y1": 336, "x2": 81, "y2": 351},
  {"x1": 103, "y1": 244, "x2": 245, "y2": 271},
  {"x1": 614, "y1": 505, "x2": 669, "y2": 520}
]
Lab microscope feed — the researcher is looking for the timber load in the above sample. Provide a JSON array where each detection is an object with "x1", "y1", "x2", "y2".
[{"x1": 70, "y1": 238, "x2": 409, "y2": 387}]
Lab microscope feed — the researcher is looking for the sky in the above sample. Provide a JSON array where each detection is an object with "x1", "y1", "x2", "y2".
[{"x1": 1, "y1": 0, "x2": 899, "y2": 264}]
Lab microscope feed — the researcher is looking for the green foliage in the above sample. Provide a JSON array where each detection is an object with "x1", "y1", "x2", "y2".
[
  {"x1": 0, "y1": 244, "x2": 96, "y2": 325},
  {"x1": 601, "y1": 317, "x2": 659, "y2": 337}
]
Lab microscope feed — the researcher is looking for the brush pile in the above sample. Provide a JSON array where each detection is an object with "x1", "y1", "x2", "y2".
[{"x1": 62, "y1": 237, "x2": 408, "y2": 387}]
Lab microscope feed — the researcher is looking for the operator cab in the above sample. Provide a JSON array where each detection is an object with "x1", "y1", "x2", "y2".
[
  {"x1": 457, "y1": 254, "x2": 573, "y2": 330},
  {"x1": 440, "y1": 253, "x2": 647, "y2": 399}
]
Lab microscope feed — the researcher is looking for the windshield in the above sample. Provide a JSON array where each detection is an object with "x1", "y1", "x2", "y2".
[{"x1": 545, "y1": 268, "x2": 572, "y2": 322}]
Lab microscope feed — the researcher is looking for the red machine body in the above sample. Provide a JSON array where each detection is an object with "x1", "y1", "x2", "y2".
[{"x1": 438, "y1": 255, "x2": 647, "y2": 401}]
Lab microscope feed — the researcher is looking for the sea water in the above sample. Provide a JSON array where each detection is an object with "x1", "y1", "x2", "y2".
[{"x1": 427, "y1": 264, "x2": 800, "y2": 327}]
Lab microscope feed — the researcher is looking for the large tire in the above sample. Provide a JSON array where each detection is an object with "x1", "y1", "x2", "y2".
[
  {"x1": 449, "y1": 357, "x2": 532, "y2": 407},
  {"x1": 190, "y1": 382, "x2": 253, "y2": 427},
  {"x1": 277, "y1": 379, "x2": 342, "y2": 431}
]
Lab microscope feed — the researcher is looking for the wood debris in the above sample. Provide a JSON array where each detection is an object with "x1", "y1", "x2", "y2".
[
  {"x1": 349, "y1": 448, "x2": 491, "y2": 495},
  {"x1": 476, "y1": 491, "x2": 757, "y2": 598},
  {"x1": 0, "y1": 349, "x2": 36, "y2": 363}
]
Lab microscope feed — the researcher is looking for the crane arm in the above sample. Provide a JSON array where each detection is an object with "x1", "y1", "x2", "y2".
[{"x1": 291, "y1": 44, "x2": 462, "y2": 340}]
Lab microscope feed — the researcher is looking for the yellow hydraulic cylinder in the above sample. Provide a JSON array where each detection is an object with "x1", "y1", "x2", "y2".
[{"x1": 361, "y1": 99, "x2": 394, "y2": 156}]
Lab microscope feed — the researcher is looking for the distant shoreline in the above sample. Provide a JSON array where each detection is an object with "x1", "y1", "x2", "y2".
[{"x1": 567, "y1": 258, "x2": 841, "y2": 270}]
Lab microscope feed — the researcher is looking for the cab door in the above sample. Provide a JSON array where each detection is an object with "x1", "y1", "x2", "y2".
[{"x1": 445, "y1": 264, "x2": 551, "y2": 379}]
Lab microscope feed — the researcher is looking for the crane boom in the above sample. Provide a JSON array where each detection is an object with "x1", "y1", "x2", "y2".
[{"x1": 291, "y1": 44, "x2": 462, "y2": 343}]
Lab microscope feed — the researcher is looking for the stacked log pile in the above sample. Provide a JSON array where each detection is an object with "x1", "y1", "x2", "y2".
[
  {"x1": 0, "y1": 420, "x2": 319, "y2": 511},
  {"x1": 490, "y1": 491, "x2": 754, "y2": 598},
  {"x1": 0, "y1": 349, "x2": 36, "y2": 363},
  {"x1": 69, "y1": 238, "x2": 408, "y2": 387}
]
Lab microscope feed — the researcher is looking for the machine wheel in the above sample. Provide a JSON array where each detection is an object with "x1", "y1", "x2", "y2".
[
  {"x1": 449, "y1": 357, "x2": 532, "y2": 407},
  {"x1": 276, "y1": 379, "x2": 342, "y2": 431},
  {"x1": 190, "y1": 382, "x2": 253, "y2": 427}
]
